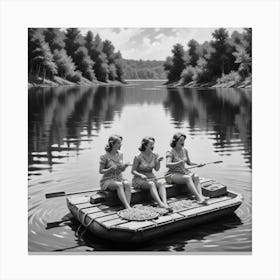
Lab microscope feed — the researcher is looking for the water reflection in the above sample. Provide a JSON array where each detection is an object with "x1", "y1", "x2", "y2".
[
  {"x1": 163, "y1": 87, "x2": 251, "y2": 168},
  {"x1": 28, "y1": 81, "x2": 252, "y2": 252},
  {"x1": 28, "y1": 86, "x2": 126, "y2": 175}
]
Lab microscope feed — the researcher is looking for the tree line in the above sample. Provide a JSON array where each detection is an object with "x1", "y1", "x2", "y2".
[
  {"x1": 122, "y1": 59, "x2": 165, "y2": 79},
  {"x1": 28, "y1": 28, "x2": 125, "y2": 83},
  {"x1": 163, "y1": 28, "x2": 252, "y2": 85}
]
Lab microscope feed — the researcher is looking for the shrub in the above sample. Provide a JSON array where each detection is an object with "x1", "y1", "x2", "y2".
[
  {"x1": 193, "y1": 67, "x2": 211, "y2": 83},
  {"x1": 66, "y1": 71, "x2": 82, "y2": 83},
  {"x1": 181, "y1": 66, "x2": 195, "y2": 84},
  {"x1": 216, "y1": 71, "x2": 242, "y2": 84}
]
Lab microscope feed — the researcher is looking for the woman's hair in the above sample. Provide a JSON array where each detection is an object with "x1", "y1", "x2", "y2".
[
  {"x1": 105, "y1": 135, "x2": 123, "y2": 152},
  {"x1": 138, "y1": 136, "x2": 155, "y2": 152},
  {"x1": 170, "y1": 132, "x2": 186, "y2": 148}
]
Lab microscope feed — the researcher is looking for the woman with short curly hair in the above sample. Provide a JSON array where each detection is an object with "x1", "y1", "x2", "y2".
[
  {"x1": 99, "y1": 135, "x2": 131, "y2": 209},
  {"x1": 131, "y1": 137, "x2": 171, "y2": 211},
  {"x1": 165, "y1": 132, "x2": 208, "y2": 204}
]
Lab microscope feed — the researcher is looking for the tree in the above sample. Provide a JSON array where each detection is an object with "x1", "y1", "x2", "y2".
[
  {"x1": 164, "y1": 44, "x2": 187, "y2": 82},
  {"x1": 93, "y1": 53, "x2": 109, "y2": 82},
  {"x1": 187, "y1": 39, "x2": 200, "y2": 67},
  {"x1": 233, "y1": 47, "x2": 251, "y2": 78},
  {"x1": 243, "y1": 28, "x2": 252, "y2": 57},
  {"x1": 103, "y1": 40, "x2": 115, "y2": 64},
  {"x1": 85, "y1": 30, "x2": 95, "y2": 52},
  {"x1": 88, "y1": 34, "x2": 109, "y2": 82},
  {"x1": 108, "y1": 64, "x2": 117, "y2": 80},
  {"x1": 29, "y1": 28, "x2": 57, "y2": 81},
  {"x1": 114, "y1": 51, "x2": 124, "y2": 81},
  {"x1": 64, "y1": 28, "x2": 85, "y2": 59},
  {"x1": 43, "y1": 28, "x2": 65, "y2": 52},
  {"x1": 53, "y1": 49, "x2": 76, "y2": 79},
  {"x1": 74, "y1": 46, "x2": 95, "y2": 81},
  {"x1": 207, "y1": 28, "x2": 238, "y2": 78}
]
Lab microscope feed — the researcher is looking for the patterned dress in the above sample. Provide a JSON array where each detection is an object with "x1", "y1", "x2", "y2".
[
  {"x1": 165, "y1": 148, "x2": 192, "y2": 183},
  {"x1": 132, "y1": 153, "x2": 158, "y2": 189},
  {"x1": 99, "y1": 152, "x2": 125, "y2": 190}
]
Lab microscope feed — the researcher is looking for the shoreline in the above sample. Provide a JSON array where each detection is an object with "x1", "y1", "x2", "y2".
[
  {"x1": 28, "y1": 76, "x2": 251, "y2": 89},
  {"x1": 165, "y1": 79, "x2": 251, "y2": 89},
  {"x1": 28, "y1": 75, "x2": 126, "y2": 88}
]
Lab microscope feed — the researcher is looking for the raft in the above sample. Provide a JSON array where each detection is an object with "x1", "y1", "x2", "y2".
[{"x1": 66, "y1": 177, "x2": 243, "y2": 243}]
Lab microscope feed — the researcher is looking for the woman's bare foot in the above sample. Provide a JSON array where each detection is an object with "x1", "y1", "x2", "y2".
[{"x1": 197, "y1": 198, "x2": 208, "y2": 205}]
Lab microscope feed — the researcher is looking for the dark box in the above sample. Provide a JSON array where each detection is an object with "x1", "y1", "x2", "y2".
[{"x1": 202, "y1": 183, "x2": 227, "y2": 198}]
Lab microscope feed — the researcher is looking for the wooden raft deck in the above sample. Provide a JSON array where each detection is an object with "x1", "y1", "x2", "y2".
[{"x1": 66, "y1": 177, "x2": 243, "y2": 243}]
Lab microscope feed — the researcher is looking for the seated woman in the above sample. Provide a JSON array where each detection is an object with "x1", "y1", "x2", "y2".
[
  {"x1": 165, "y1": 132, "x2": 208, "y2": 204},
  {"x1": 99, "y1": 135, "x2": 131, "y2": 209},
  {"x1": 131, "y1": 137, "x2": 171, "y2": 210}
]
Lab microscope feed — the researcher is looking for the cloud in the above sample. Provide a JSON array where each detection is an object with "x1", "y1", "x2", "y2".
[{"x1": 79, "y1": 27, "x2": 244, "y2": 60}]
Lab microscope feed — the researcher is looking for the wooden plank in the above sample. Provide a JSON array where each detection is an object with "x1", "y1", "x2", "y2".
[
  {"x1": 152, "y1": 213, "x2": 184, "y2": 225},
  {"x1": 95, "y1": 214, "x2": 119, "y2": 223},
  {"x1": 81, "y1": 206, "x2": 103, "y2": 215},
  {"x1": 116, "y1": 220, "x2": 155, "y2": 231},
  {"x1": 74, "y1": 202, "x2": 97, "y2": 209},
  {"x1": 207, "y1": 196, "x2": 230, "y2": 205},
  {"x1": 102, "y1": 218, "x2": 128, "y2": 228},
  {"x1": 179, "y1": 207, "x2": 206, "y2": 217},
  {"x1": 67, "y1": 196, "x2": 90, "y2": 205},
  {"x1": 88, "y1": 211, "x2": 110, "y2": 219}
]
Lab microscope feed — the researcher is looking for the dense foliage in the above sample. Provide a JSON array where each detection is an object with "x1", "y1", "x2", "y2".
[
  {"x1": 28, "y1": 28, "x2": 125, "y2": 83},
  {"x1": 122, "y1": 59, "x2": 166, "y2": 79},
  {"x1": 164, "y1": 28, "x2": 252, "y2": 85}
]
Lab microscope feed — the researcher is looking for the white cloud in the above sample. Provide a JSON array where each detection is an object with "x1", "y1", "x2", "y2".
[{"x1": 79, "y1": 27, "x2": 244, "y2": 60}]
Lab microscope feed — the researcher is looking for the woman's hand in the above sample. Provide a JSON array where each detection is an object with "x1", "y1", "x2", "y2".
[
  {"x1": 175, "y1": 160, "x2": 185, "y2": 166},
  {"x1": 139, "y1": 174, "x2": 148, "y2": 180},
  {"x1": 156, "y1": 156, "x2": 164, "y2": 162},
  {"x1": 121, "y1": 162, "x2": 131, "y2": 170},
  {"x1": 110, "y1": 165, "x2": 118, "y2": 171}
]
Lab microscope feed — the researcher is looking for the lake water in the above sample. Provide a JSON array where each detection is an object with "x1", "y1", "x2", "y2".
[{"x1": 28, "y1": 81, "x2": 252, "y2": 252}]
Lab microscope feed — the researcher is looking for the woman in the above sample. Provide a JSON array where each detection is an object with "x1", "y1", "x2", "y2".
[
  {"x1": 99, "y1": 135, "x2": 131, "y2": 209},
  {"x1": 165, "y1": 132, "x2": 208, "y2": 204},
  {"x1": 131, "y1": 137, "x2": 171, "y2": 210}
]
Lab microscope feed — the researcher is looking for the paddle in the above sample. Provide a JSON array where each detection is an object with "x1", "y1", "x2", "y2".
[
  {"x1": 150, "y1": 160, "x2": 223, "y2": 181},
  {"x1": 45, "y1": 189, "x2": 95, "y2": 199},
  {"x1": 187, "y1": 160, "x2": 223, "y2": 169}
]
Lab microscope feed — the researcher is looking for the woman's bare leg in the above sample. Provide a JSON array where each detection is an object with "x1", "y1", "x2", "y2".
[
  {"x1": 140, "y1": 181, "x2": 167, "y2": 208},
  {"x1": 171, "y1": 174, "x2": 206, "y2": 202},
  {"x1": 107, "y1": 182, "x2": 131, "y2": 209},
  {"x1": 156, "y1": 181, "x2": 168, "y2": 206},
  {"x1": 192, "y1": 173, "x2": 202, "y2": 195},
  {"x1": 123, "y1": 180, "x2": 131, "y2": 204},
  {"x1": 192, "y1": 174, "x2": 209, "y2": 200}
]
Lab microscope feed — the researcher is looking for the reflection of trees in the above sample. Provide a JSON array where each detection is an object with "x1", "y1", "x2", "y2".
[
  {"x1": 90, "y1": 86, "x2": 124, "y2": 131},
  {"x1": 164, "y1": 87, "x2": 252, "y2": 168},
  {"x1": 28, "y1": 85, "x2": 125, "y2": 172}
]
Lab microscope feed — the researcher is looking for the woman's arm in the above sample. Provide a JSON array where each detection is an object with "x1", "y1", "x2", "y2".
[
  {"x1": 185, "y1": 149, "x2": 197, "y2": 166},
  {"x1": 154, "y1": 154, "x2": 163, "y2": 171},
  {"x1": 99, "y1": 163, "x2": 116, "y2": 174},
  {"x1": 99, "y1": 155, "x2": 117, "y2": 174},
  {"x1": 166, "y1": 151, "x2": 184, "y2": 168}
]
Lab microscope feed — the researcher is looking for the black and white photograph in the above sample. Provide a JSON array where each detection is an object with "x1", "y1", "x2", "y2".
[
  {"x1": 1, "y1": 0, "x2": 280, "y2": 279},
  {"x1": 28, "y1": 27, "x2": 252, "y2": 253}
]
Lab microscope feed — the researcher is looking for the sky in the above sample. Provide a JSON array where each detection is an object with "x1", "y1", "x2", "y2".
[{"x1": 80, "y1": 27, "x2": 244, "y2": 61}]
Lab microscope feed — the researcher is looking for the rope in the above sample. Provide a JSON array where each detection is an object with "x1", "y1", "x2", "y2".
[{"x1": 75, "y1": 210, "x2": 95, "y2": 237}]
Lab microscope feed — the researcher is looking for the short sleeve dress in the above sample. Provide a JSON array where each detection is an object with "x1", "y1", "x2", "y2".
[
  {"x1": 165, "y1": 148, "x2": 192, "y2": 183},
  {"x1": 99, "y1": 152, "x2": 125, "y2": 190},
  {"x1": 132, "y1": 153, "x2": 158, "y2": 189}
]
